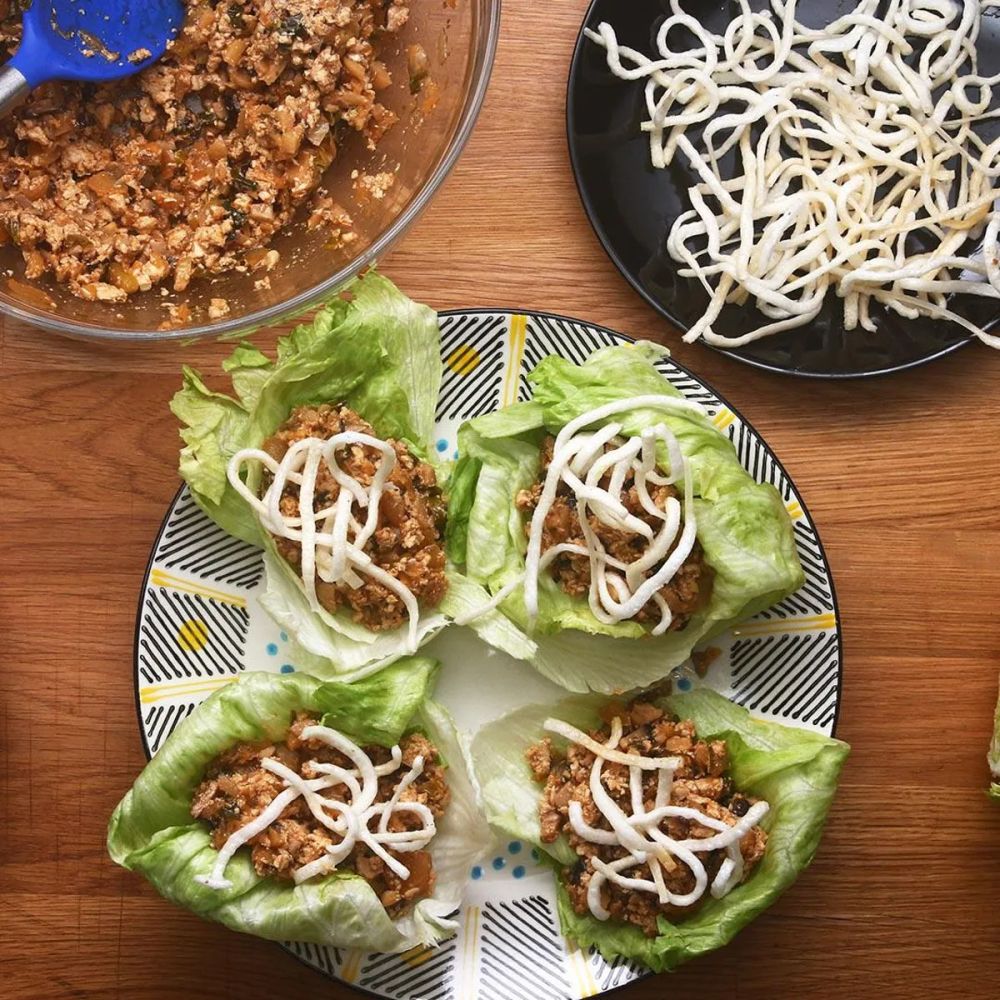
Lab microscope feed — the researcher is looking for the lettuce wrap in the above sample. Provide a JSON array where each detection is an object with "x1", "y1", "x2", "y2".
[
  {"x1": 171, "y1": 272, "x2": 527, "y2": 676},
  {"x1": 447, "y1": 342, "x2": 805, "y2": 693},
  {"x1": 990, "y1": 675, "x2": 1000, "y2": 799},
  {"x1": 470, "y1": 688, "x2": 849, "y2": 971},
  {"x1": 108, "y1": 659, "x2": 490, "y2": 951}
]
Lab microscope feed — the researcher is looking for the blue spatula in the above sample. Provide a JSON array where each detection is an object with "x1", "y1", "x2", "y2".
[{"x1": 0, "y1": 0, "x2": 185, "y2": 117}]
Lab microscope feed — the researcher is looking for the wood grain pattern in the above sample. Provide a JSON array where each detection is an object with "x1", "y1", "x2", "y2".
[{"x1": 2, "y1": 2, "x2": 999, "y2": 997}]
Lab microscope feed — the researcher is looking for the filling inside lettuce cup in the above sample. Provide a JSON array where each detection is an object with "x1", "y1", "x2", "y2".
[
  {"x1": 108, "y1": 659, "x2": 490, "y2": 952},
  {"x1": 171, "y1": 271, "x2": 526, "y2": 677},
  {"x1": 446, "y1": 341, "x2": 805, "y2": 693},
  {"x1": 471, "y1": 688, "x2": 849, "y2": 972}
]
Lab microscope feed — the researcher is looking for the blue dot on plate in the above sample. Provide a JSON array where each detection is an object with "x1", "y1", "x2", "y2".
[
  {"x1": 471, "y1": 865, "x2": 483, "y2": 880},
  {"x1": 266, "y1": 643, "x2": 278, "y2": 656},
  {"x1": 280, "y1": 664, "x2": 295, "y2": 674},
  {"x1": 279, "y1": 631, "x2": 288, "y2": 642},
  {"x1": 492, "y1": 856, "x2": 506, "y2": 871},
  {"x1": 436, "y1": 438, "x2": 448, "y2": 453},
  {"x1": 531, "y1": 848, "x2": 540, "y2": 861},
  {"x1": 453, "y1": 449, "x2": 459, "y2": 460},
  {"x1": 677, "y1": 676, "x2": 693, "y2": 691},
  {"x1": 508, "y1": 840, "x2": 522, "y2": 855},
  {"x1": 512, "y1": 865, "x2": 526, "y2": 879}
]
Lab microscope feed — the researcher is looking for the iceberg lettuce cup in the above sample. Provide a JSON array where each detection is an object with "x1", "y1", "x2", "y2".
[
  {"x1": 447, "y1": 342, "x2": 805, "y2": 693},
  {"x1": 172, "y1": 271, "x2": 526, "y2": 676},
  {"x1": 108, "y1": 659, "x2": 490, "y2": 951},
  {"x1": 471, "y1": 688, "x2": 848, "y2": 972}
]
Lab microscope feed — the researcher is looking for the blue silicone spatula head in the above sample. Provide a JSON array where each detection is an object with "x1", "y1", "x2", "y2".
[{"x1": 0, "y1": 0, "x2": 184, "y2": 115}]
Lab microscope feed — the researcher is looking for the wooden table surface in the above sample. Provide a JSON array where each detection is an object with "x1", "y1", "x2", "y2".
[{"x1": 3, "y1": 2, "x2": 999, "y2": 997}]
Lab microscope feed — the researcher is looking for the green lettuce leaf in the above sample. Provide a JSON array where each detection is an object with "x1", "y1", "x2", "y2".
[
  {"x1": 170, "y1": 271, "x2": 448, "y2": 670},
  {"x1": 172, "y1": 270, "x2": 440, "y2": 538},
  {"x1": 451, "y1": 342, "x2": 804, "y2": 693},
  {"x1": 471, "y1": 688, "x2": 849, "y2": 972},
  {"x1": 173, "y1": 365, "x2": 264, "y2": 545},
  {"x1": 108, "y1": 661, "x2": 490, "y2": 952},
  {"x1": 270, "y1": 561, "x2": 538, "y2": 681},
  {"x1": 990, "y1": 673, "x2": 1000, "y2": 799},
  {"x1": 257, "y1": 542, "x2": 452, "y2": 676},
  {"x1": 444, "y1": 456, "x2": 483, "y2": 565}
]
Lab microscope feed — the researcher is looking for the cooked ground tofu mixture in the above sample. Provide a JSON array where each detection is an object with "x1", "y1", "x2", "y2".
[
  {"x1": 191, "y1": 712, "x2": 449, "y2": 914},
  {"x1": 261, "y1": 403, "x2": 448, "y2": 631},
  {"x1": 516, "y1": 436, "x2": 713, "y2": 630},
  {"x1": 527, "y1": 701, "x2": 767, "y2": 936},
  {"x1": 0, "y1": 0, "x2": 407, "y2": 302}
]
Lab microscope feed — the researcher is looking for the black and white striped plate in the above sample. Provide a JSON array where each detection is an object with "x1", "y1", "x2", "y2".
[{"x1": 134, "y1": 310, "x2": 842, "y2": 998}]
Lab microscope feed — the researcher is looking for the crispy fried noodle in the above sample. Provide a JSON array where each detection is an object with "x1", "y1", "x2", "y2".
[
  {"x1": 454, "y1": 395, "x2": 708, "y2": 634},
  {"x1": 228, "y1": 434, "x2": 424, "y2": 651},
  {"x1": 544, "y1": 716, "x2": 770, "y2": 919},
  {"x1": 587, "y1": 0, "x2": 1000, "y2": 347}
]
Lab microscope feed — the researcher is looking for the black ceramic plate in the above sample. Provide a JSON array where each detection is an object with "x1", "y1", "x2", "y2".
[{"x1": 567, "y1": 0, "x2": 1000, "y2": 377}]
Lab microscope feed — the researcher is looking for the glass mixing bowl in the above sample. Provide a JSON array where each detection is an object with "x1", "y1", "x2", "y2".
[{"x1": 0, "y1": 0, "x2": 500, "y2": 341}]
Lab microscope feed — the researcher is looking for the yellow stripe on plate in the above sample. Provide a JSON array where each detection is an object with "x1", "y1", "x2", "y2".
[
  {"x1": 339, "y1": 950, "x2": 363, "y2": 984},
  {"x1": 399, "y1": 945, "x2": 435, "y2": 968},
  {"x1": 457, "y1": 905, "x2": 481, "y2": 1000},
  {"x1": 501, "y1": 314, "x2": 528, "y2": 407},
  {"x1": 733, "y1": 612, "x2": 837, "y2": 637},
  {"x1": 138, "y1": 675, "x2": 237, "y2": 705},
  {"x1": 566, "y1": 941, "x2": 599, "y2": 999},
  {"x1": 712, "y1": 407, "x2": 736, "y2": 432},
  {"x1": 150, "y1": 569, "x2": 247, "y2": 608}
]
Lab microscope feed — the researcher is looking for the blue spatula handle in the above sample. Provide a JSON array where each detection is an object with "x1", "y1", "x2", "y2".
[
  {"x1": 0, "y1": 12, "x2": 62, "y2": 117},
  {"x1": 0, "y1": 0, "x2": 185, "y2": 118},
  {"x1": 0, "y1": 65, "x2": 29, "y2": 117}
]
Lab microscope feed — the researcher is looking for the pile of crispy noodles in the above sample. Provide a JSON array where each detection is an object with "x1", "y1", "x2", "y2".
[{"x1": 588, "y1": 0, "x2": 1000, "y2": 347}]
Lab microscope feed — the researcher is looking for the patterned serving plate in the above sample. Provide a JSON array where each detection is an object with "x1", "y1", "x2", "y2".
[{"x1": 133, "y1": 310, "x2": 842, "y2": 998}]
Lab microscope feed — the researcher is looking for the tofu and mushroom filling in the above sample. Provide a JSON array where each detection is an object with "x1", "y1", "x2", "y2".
[
  {"x1": 516, "y1": 434, "x2": 712, "y2": 632},
  {"x1": 191, "y1": 712, "x2": 449, "y2": 915},
  {"x1": 228, "y1": 404, "x2": 448, "y2": 649},
  {"x1": 0, "y1": 0, "x2": 409, "y2": 303},
  {"x1": 528, "y1": 701, "x2": 768, "y2": 936},
  {"x1": 458, "y1": 396, "x2": 715, "y2": 634}
]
